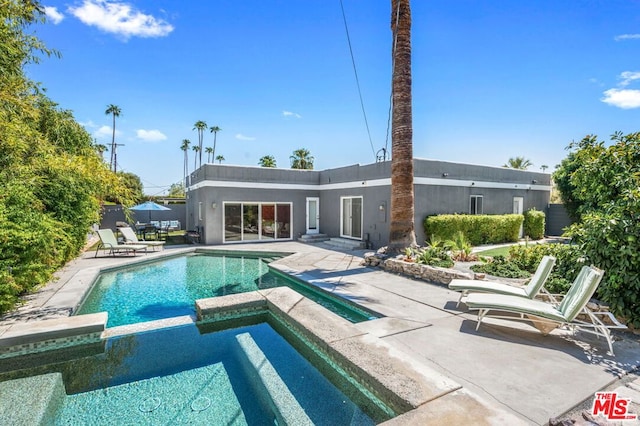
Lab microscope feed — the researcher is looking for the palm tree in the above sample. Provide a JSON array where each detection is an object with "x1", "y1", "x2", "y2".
[
  {"x1": 209, "y1": 125, "x2": 221, "y2": 160},
  {"x1": 180, "y1": 139, "x2": 191, "y2": 179},
  {"x1": 192, "y1": 145, "x2": 200, "y2": 170},
  {"x1": 105, "y1": 104, "x2": 121, "y2": 172},
  {"x1": 193, "y1": 120, "x2": 207, "y2": 168},
  {"x1": 259, "y1": 155, "x2": 277, "y2": 168},
  {"x1": 540, "y1": 164, "x2": 549, "y2": 172},
  {"x1": 205, "y1": 147, "x2": 213, "y2": 163},
  {"x1": 388, "y1": 0, "x2": 417, "y2": 252},
  {"x1": 503, "y1": 156, "x2": 533, "y2": 170},
  {"x1": 215, "y1": 155, "x2": 225, "y2": 164},
  {"x1": 290, "y1": 148, "x2": 314, "y2": 170}
]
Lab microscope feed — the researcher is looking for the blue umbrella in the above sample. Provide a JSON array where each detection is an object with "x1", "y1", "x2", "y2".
[{"x1": 130, "y1": 201, "x2": 171, "y2": 222}]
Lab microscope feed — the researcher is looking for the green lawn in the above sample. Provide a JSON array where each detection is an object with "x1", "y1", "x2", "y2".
[{"x1": 474, "y1": 245, "x2": 512, "y2": 258}]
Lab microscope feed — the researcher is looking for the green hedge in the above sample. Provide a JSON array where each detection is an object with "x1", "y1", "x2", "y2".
[
  {"x1": 523, "y1": 208, "x2": 545, "y2": 240},
  {"x1": 424, "y1": 214, "x2": 523, "y2": 246},
  {"x1": 508, "y1": 243, "x2": 584, "y2": 294}
]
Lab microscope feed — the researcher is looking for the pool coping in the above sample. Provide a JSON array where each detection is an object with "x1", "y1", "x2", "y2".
[{"x1": 0, "y1": 282, "x2": 527, "y2": 424}]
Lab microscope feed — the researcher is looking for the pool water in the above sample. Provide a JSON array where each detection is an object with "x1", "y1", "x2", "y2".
[
  {"x1": 1, "y1": 322, "x2": 387, "y2": 424},
  {"x1": 77, "y1": 253, "x2": 376, "y2": 327}
]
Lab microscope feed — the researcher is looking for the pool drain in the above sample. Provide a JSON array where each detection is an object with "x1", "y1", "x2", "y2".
[
  {"x1": 191, "y1": 397, "x2": 211, "y2": 412},
  {"x1": 139, "y1": 397, "x2": 161, "y2": 412}
]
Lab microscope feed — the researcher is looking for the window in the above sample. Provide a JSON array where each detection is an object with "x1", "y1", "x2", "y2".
[
  {"x1": 470, "y1": 195, "x2": 483, "y2": 215},
  {"x1": 223, "y1": 202, "x2": 292, "y2": 243}
]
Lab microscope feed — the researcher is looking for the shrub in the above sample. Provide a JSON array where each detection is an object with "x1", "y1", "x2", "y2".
[
  {"x1": 424, "y1": 214, "x2": 523, "y2": 246},
  {"x1": 415, "y1": 246, "x2": 454, "y2": 268},
  {"x1": 470, "y1": 256, "x2": 530, "y2": 278},
  {"x1": 508, "y1": 242, "x2": 584, "y2": 294},
  {"x1": 523, "y1": 208, "x2": 545, "y2": 240}
]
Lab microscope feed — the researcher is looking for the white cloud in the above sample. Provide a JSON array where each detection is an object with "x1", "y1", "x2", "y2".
[
  {"x1": 94, "y1": 125, "x2": 115, "y2": 138},
  {"x1": 282, "y1": 110, "x2": 301, "y2": 119},
  {"x1": 68, "y1": 0, "x2": 174, "y2": 40},
  {"x1": 136, "y1": 129, "x2": 167, "y2": 142},
  {"x1": 615, "y1": 34, "x2": 640, "y2": 41},
  {"x1": 601, "y1": 88, "x2": 640, "y2": 109},
  {"x1": 235, "y1": 134, "x2": 256, "y2": 141},
  {"x1": 618, "y1": 71, "x2": 640, "y2": 87},
  {"x1": 79, "y1": 119, "x2": 98, "y2": 128},
  {"x1": 601, "y1": 71, "x2": 640, "y2": 109},
  {"x1": 44, "y1": 6, "x2": 64, "y2": 24}
]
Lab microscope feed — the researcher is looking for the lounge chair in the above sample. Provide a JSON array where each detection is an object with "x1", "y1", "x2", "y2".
[
  {"x1": 463, "y1": 266, "x2": 626, "y2": 355},
  {"x1": 95, "y1": 229, "x2": 147, "y2": 257},
  {"x1": 119, "y1": 227, "x2": 165, "y2": 251},
  {"x1": 449, "y1": 255, "x2": 556, "y2": 306}
]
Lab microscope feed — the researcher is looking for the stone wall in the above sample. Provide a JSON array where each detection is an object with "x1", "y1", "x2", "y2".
[{"x1": 363, "y1": 254, "x2": 474, "y2": 285}]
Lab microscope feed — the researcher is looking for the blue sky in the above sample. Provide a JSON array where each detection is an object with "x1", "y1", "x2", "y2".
[{"x1": 31, "y1": 1, "x2": 640, "y2": 195}]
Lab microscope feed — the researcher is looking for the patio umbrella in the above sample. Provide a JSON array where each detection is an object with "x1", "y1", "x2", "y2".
[{"x1": 129, "y1": 201, "x2": 171, "y2": 223}]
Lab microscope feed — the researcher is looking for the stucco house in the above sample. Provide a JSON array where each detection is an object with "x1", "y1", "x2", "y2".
[{"x1": 185, "y1": 158, "x2": 550, "y2": 248}]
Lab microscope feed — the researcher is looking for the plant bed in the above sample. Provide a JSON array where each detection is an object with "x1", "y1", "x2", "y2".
[{"x1": 363, "y1": 253, "x2": 474, "y2": 286}]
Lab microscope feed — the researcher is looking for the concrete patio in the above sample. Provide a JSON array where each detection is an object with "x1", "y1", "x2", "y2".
[{"x1": 1, "y1": 241, "x2": 639, "y2": 425}]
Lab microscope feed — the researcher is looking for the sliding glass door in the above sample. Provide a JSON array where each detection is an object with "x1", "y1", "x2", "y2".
[{"x1": 223, "y1": 202, "x2": 292, "y2": 243}]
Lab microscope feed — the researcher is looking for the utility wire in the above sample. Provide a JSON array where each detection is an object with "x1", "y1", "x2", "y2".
[{"x1": 339, "y1": 0, "x2": 376, "y2": 160}]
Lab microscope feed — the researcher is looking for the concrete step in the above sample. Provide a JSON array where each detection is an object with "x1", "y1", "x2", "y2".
[
  {"x1": 299, "y1": 233, "x2": 330, "y2": 243},
  {"x1": 323, "y1": 238, "x2": 366, "y2": 250}
]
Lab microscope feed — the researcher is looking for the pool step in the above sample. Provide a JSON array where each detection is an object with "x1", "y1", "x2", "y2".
[
  {"x1": 235, "y1": 332, "x2": 314, "y2": 426},
  {"x1": 323, "y1": 237, "x2": 366, "y2": 250},
  {"x1": 299, "y1": 233, "x2": 330, "y2": 243},
  {"x1": 0, "y1": 372, "x2": 66, "y2": 425}
]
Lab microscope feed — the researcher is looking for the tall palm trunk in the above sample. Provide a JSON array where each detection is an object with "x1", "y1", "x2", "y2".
[{"x1": 388, "y1": 0, "x2": 416, "y2": 251}]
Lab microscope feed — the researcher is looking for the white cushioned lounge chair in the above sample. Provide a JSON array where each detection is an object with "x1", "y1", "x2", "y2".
[
  {"x1": 95, "y1": 229, "x2": 147, "y2": 257},
  {"x1": 120, "y1": 227, "x2": 165, "y2": 251},
  {"x1": 449, "y1": 255, "x2": 556, "y2": 307},
  {"x1": 463, "y1": 266, "x2": 626, "y2": 355}
]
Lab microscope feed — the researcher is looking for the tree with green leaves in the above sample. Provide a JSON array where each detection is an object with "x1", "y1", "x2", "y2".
[
  {"x1": 555, "y1": 132, "x2": 640, "y2": 327},
  {"x1": 210, "y1": 125, "x2": 221, "y2": 160},
  {"x1": 105, "y1": 104, "x2": 121, "y2": 172},
  {"x1": 168, "y1": 182, "x2": 185, "y2": 198},
  {"x1": 290, "y1": 148, "x2": 314, "y2": 170},
  {"x1": 0, "y1": 0, "x2": 132, "y2": 313},
  {"x1": 205, "y1": 146, "x2": 213, "y2": 163},
  {"x1": 193, "y1": 120, "x2": 207, "y2": 168},
  {"x1": 540, "y1": 164, "x2": 549, "y2": 172},
  {"x1": 180, "y1": 139, "x2": 190, "y2": 179},
  {"x1": 388, "y1": 0, "x2": 417, "y2": 252},
  {"x1": 259, "y1": 155, "x2": 277, "y2": 168},
  {"x1": 503, "y1": 156, "x2": 533, "y2": 170},
  {"x1": 215, "y1": 154, "x2": 225, "y2": 164},
  {"x1": 95, "y1": 143, "x2": 107, "y2": 160}
]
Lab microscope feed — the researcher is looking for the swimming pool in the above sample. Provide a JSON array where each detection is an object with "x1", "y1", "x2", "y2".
[
  {"x1": 76, "y1": 253, "x2": 378, "y2": 327},
  {"x1": 0, "y1": 321, "x2": 392, "y2": 424}
]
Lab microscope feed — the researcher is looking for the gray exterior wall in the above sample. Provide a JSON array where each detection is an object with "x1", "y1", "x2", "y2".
[{"x1": 187, "y1": 159, "x2": 551, "y2": 247}]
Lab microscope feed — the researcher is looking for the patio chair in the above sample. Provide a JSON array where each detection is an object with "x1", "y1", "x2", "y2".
[
  {"x1": 463, "y1": 266, "x2": 627, "y2": 355},
  {"x1": 449, "y1": 255, "x2": 556, "y2": 307},
  {"x1": 95, "y1": 229, "x2": 147, "y2": 257},
  {"x1": 120, "y1": 227, "x2": 165, "y2": 251}
]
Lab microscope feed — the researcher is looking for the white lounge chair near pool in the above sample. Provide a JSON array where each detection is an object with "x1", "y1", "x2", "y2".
[
  {"x1": 449, "y1": 255, "x2": 556, "y2": 307},
  {"x1": 463, "y1": 265, "x2": 626, "y2": 355},
  {"x1": 120, "y1": 227, "x2": 165, "y2": 251},
  {"x1": 95, "y1": 229, "x2": 147, "y2": 257}
]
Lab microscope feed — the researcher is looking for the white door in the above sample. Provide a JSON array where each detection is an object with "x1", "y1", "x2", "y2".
[
  {"x1": 341, "y1": 197, "x2": 363, "y2": 239},
  {"x1": 306, "y1": 197, "x2": 319, "y2": 234},
  {"x1": 513, "y1": 197, "x2": 524, "y2": 238}
]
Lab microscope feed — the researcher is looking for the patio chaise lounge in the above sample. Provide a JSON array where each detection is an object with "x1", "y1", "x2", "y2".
[
  {"x1": 119, "y1": 226, "x2": 165, "y2": 251},
  {"x1": 95, "y1": 229, "x2": 147, "y2": 257},
  {"x1": 449, "y1": 255, "x2": 556, "y2": 306},
  {"x1": 463, "y1": 265, "x2": 627, "y2": 355}
]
